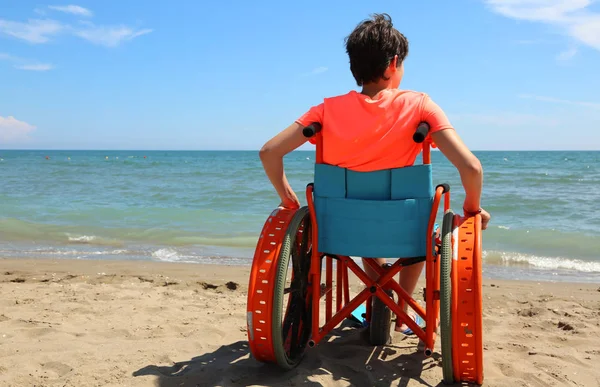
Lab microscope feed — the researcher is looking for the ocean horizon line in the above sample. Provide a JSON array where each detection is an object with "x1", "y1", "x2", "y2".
[{"x1": 1, "y1": 149, "x2": 599, "y2": 153}]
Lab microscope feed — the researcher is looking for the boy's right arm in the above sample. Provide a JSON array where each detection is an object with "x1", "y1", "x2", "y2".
[
  {"x1": 420, "y1": 95, "x2": 490, "y2": 229},
  {"x1": 431, "y1": 129, "x2": 490, "y2": 229}
]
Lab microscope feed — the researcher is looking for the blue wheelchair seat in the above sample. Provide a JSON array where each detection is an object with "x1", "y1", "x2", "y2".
[{"x1": 313, "y1": 163, "x2": 434, "y2": 258}]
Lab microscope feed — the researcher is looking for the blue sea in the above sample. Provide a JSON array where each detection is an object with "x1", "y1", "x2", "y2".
[{"x1": 1, "y1": 150, "x2": 599, "y2": 283}]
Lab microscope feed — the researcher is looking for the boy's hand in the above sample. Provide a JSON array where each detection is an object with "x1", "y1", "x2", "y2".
[
  {"x1": 279, "y1": 194, "x2": 301, "y2": 210},
  {"x1": 259, "y1": 122, "x2": 309, "y2": 212},
  {"x1": 464, "y1": 208, "x2": 491, "y2": 230},
  {"x1": 479, "y1": 208, "x2": 491, "y2": 230}
]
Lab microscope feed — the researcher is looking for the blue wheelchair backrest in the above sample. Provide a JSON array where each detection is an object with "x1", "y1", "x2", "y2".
[{"x1": 313, "y1": 163, "x2": 433, "y2": 258}]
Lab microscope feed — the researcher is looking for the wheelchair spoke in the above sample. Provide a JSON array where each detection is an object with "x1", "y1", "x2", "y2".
[
  {"x1": 289, "y1": 309, "x2": 301, "y2": 357},
  {"x1": 291, "y1": 251, "x2": 302, "y2": 278},
  {"x1": 284, "y1": 286, "x2": 300, "y2": 295},
  {"x1": 282, "y1": 282, "x2": 305, "y2": 349},
  {"x1": 279, "y1": 211, "x2": 314, "y2": 361},
  {"x1": 300, "y1": 217, "x2": 311, "y2": 251},
  {"x1": 281, "y1": 302, "x2": 295, "y2": 339},
  {"x1": 289, "y1": 292, "x2": 308, "y2": 357},
  {"x1": 292, "y1": 217, "x2": 311, "y2": 278},
  {"x1": 283, "y1": 278, "x2": 310, "y2": 357}
]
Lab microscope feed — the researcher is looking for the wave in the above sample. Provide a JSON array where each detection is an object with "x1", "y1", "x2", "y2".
[
  {"x1": 66, "y1": 234, "x2": 116, "y2": 245},
  {"x1": 481, "y1": 225, "x2": 600, "y2": 261},
  {"x1": 482, "y1": 250, "x2": 600, "y2": 273},
  {"x1": 0, "y1": 245, "x2": 254, "y2": 267},
  {"x1": 3, "y1": 217, "x2": 600, "y2": 255},
  {"x1": 0, "y1": 217, "x2": 258, "y2": 249},
  {"x1": 1, "y1": 246, "x2": 598, "y2": 282},
  {"x1": 2, "y1": 216, "x2": 600, "y2": 275}
]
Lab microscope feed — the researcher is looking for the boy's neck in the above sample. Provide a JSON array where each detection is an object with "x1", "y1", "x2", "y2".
[{"x1": 360, "y1": 82, "x2": 395, "y2": 98}]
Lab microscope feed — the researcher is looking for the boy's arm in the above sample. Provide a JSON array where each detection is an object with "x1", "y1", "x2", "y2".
[
  {"x1": 430, "y1": 129, "x2": 483, "y2": 211},
  {"x1": 431, "y1": 129, "x2": 490, "y2": 229},
  {"x1": 423, "y1": 96, "x2": 490, "y2": 229},
  {"x1": 259, "y1": 122, "x2": 309, "y2": 208}
]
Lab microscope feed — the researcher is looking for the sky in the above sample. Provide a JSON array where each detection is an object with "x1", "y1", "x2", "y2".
[{"x1": 1, "y1": 0, "x2": 599, "y2": 151}]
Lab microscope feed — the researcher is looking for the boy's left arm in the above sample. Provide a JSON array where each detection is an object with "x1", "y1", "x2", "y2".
[{"x1": 259, "y1": 122, "x2": 309, "y2": 209}]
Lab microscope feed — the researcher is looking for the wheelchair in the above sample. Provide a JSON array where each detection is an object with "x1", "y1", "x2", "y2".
[{"x1": 246, "y1": 122, "x2": 484, "y2": 385}]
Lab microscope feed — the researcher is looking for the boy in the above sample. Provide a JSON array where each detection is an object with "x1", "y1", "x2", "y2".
[{"x1": 259, "y1": 13, "x2": 490, "y2": 334}]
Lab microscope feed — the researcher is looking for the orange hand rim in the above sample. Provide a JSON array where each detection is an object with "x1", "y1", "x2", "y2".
[
  {"x1": 452, "y1": 214, "x2": 484, "y2": 385},
  {"x1": 246, "y1": 207, "x2": 298, "y2": 363}
]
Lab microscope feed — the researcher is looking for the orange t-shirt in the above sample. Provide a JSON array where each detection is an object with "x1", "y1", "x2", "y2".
[{"x1": 295, "y1": 89, "x2": 453, "y2": 172}]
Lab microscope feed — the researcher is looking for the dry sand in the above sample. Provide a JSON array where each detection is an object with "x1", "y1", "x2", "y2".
[{"x1": 0, "y1": 258, "x2": 598, "y2": 387}]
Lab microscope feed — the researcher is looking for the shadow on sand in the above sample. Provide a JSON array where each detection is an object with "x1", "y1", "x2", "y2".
[{"x1": 133, "y1": 324, "x2": 473, "y2": 387}]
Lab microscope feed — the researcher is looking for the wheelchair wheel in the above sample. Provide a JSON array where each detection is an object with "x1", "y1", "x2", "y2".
[
  {"x1": 440, "y1": 212, "x2": 484, "y2": 385},
  {"x1": 369, "y1": 279, "x2": 393, "y2": 346},
  {"x1": 452, "y1": 214, "x2": 484, "y2": 385},
  {"x1": 440, "y1": 210, "x2": 455, "y2": 384},
  {"x1": 271, "y1": 206, "x2": 313, "y2": 369}
]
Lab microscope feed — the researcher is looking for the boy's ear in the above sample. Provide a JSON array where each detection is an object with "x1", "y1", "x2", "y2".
[
  {"x1": 388, "y1": 55, "x2": 399, "y2": 71},
  {"x1": 383, "y1": 55, "x2": 399, "y2": 80}
]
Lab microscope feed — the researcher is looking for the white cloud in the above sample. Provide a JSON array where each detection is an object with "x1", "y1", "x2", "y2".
[
  {"x1": 310, "y1": 66, "x2": 328, "y2": 74},
  {"x1": 74, "y1": 25, "x2": 153, "y2": 47},
  {"x1": 0, "y1": 17, "x2": 151, "y2": 47},
  {"x1": 485, "y1": 0, "x2": 591, "y2": 22},
  {"x1": 15, "y1": 63, "x2": 54, "y2": 71},
  {"x1": 516, "y1": 39, "x2": 544, "y2": 44},
  {"x1": 48, "y1": 5, "x2": 93, "y2": 17},
  {"x1": 518, "y1": 94, "x2": 600, "y2": 109},
  {"x1": 302, "y1": 66, "x2": 328, "y2": 76},
  {"x1": 0, "y1": 116, "x2": 36, "y2": 143},
  {"x1": 569, "y1": 13, "x2": 600, "y2": 49},
  {"x1": 0, "y1": 52, "x2": 17, "y2": 61},
  {"x1": 0, "y1": 18, "x2": 64, "y2": 43},
  {"x1": 0, "y1": 52, "x2": 54, "y2": 71},
  {"x1": 556, "y1": 46, "x2": 577, "y2": 60},
  {"x1": 485, "y1": 0, "x2": 600, "y2": 51}
]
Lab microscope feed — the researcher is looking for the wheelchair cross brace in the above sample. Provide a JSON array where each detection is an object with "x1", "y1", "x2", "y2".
[{"x1": 304, "y1": 183, "x2": 448, "y2": 355}]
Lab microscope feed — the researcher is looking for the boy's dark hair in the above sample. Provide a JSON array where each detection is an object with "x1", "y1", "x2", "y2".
[{"x1": 344, "y1": 13, "x2": 409, "y2": 86}]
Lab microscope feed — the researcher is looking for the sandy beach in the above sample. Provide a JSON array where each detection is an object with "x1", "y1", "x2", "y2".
[{"x1": 0, "y1": 258, "x2": 598, "y2": 387}]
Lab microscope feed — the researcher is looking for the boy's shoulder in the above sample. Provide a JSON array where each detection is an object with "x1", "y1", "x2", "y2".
[
  {"x1": 318, "y1": 89, "x2": 429, "y2": 113},
  {"x1": 323, "y1": 89, "x2": 429, "y2": 102},
  {"x1": 384, "y1": 89, "x2": 430, "y2": 100}
]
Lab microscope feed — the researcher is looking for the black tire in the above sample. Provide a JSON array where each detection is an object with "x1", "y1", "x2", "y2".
[
  {"x1": 369, "y1": 264, "x2": 393, "y2": 346},
  {"x1": 440, "y1": 210, "x2": 455, "y2": 384},
  {"x1": 272, "y1": 207, "x2": 313, "y2": 369}
]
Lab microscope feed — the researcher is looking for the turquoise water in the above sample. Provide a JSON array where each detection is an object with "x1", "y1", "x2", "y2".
[{"x1": 1, "y1": 150, "x2": 599, "y2": 283}]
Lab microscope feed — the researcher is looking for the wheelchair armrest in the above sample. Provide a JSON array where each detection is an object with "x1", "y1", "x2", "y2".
[
  {"x1": 413, "y1": 122, "x2": 430, "y2": 143},
  {"x1": 302, "y1": 123, "x2": 322, "y2": 138}
]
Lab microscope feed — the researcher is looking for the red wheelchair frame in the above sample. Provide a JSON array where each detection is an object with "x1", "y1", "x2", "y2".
[{"x1": 246, "y1": 123, "x2": 484, "y2": 385}]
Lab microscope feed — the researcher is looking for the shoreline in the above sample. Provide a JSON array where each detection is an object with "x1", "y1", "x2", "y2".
[
  {"x1": 1, "y1": 257, "x2": 599, "y2": 386},
  {"x1": 2, "y1": 256, "x2": 597, "y2": 290},
  {"x1": 2, "y1": 253, "x2": 598, "y2": 285}
]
